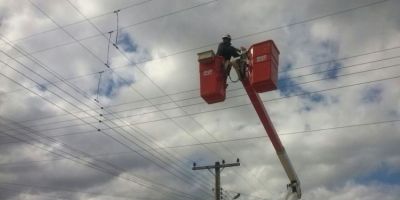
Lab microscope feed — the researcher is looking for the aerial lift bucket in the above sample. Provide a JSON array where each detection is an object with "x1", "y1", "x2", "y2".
[
  {"x1": 198, "y1": 50, "x2": 226, "y2": 104},
  {"x1": 248, "y1": 40, "x2": 280, "y2": 93},
  {"x1": 197, "y1": 40, "x2": 301, "y2": 199}
]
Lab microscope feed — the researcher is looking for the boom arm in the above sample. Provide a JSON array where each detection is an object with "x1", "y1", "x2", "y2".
[{"x1": 242, "y1": 78, "x2": 301, "y2": 199}]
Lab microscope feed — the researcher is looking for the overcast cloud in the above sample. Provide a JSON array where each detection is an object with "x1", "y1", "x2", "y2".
[{"x1": 0, "y1": 0, "x2": 399, "y2": 200}]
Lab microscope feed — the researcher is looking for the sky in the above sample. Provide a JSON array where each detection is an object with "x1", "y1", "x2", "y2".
[{"x1": 0, "y1": 0, "x2": 399, "y2": 200}]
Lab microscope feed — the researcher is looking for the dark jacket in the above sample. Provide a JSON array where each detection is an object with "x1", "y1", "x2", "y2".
[{"x1": 216, "y1": 41, "x2": 240, "y2": 61}]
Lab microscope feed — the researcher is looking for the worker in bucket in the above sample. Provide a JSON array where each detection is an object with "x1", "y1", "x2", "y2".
[{"x1": 217, "y1": 34, "x2": 246, "y2": 81}]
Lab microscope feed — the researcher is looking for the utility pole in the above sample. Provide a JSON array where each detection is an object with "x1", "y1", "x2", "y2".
[{"x1": 192, "y1": 159, "x2": 240, "y2": 200}]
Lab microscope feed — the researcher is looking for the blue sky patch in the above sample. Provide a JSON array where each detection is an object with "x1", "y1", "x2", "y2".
[
  {"x1": 322, "y1": 61, "x2": 341, "y2": 80},
  {"x1": 356, "y1": 164, "x2": 400, "y2": 185},
  {"x1": 118, "y1": 33, "x2": 138, "y2": 53},
  {"x1": 278, "y1": 69, "x2": 326, "y2": 104},
  {"x1": 311, "y1": 40, "x2": 342, "y2": 80},
  {"x1": 97, "y1": 73, "x2": 134, "y2": 98},
  {"x1": 361, "y1": 86, "x2": 383, "y2": 104},
  {"x1": 278, "y1": 71, "x2": 303, "y2": 97}
]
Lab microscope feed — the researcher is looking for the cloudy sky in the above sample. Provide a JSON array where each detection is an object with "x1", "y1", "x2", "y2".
[{"x1": 0, "y1": 0, "x2": 399, "y2": 199}]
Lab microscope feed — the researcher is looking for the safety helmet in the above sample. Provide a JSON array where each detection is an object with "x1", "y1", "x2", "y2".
[{"x1": 222, "y1": 34, "x2": 231, "y2": 40}]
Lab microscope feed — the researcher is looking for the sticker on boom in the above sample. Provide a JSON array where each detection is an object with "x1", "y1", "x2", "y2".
[
  {"x1": 256, "y1": 55, "x2": 267, "y2": 63},
  {"x1": 203, "y1": 69, "x2": 213, "y2": 76}
]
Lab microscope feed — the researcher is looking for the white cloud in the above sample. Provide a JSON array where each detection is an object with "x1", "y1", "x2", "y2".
[{"x1": 0, "y1": 0, "x2": 399, "y2": 200}]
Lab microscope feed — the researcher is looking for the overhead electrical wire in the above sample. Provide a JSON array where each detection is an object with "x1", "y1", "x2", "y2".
[
  {"x1": 6, "y1": 61, "x2": 399, "y2": 134},
  {"x1": 0, "y1": 183, "x2": 133, "y2": 200},
  {"x1": 0, "y1": 0, "x2": 394, "y2": 197},
  {"x1": 9, "y1": 3, "x2": 220, "y2": 193},
  {"x1": 56, "y1": 0, "x2": 264, "y2": 191},
  {"x1": 0, "y1": 118, "x2": 198, "y2": 200},
  {"x1": 0, "y1": 53, "x2": 214, "y2": 200},
  {"x1": 0, "y1": 1, "x2": 396, "y2": 101},
  {"x1": 58, "y1": 0, "x2": 394, "y2": 190},
  {"x1": 16, "y1": 55, "x2": 400, "y2": 129},
  {"x1": 3, "y1": 0, "x2": 217, "y2": 191},
  {"x1": 4, "y1": 44, "x2": 400, "y2": 128},
  {"x1": 27, "y1": 75, "x2": 400, "y2": 134},
  {"x1": 5, "y1": 0, "x2": 154, "y2": 43},
  {"x1": 1, "y1": 50, "x2": 396, "y2": 194},
  {"x1": 1, "y1": 119, "x2": 398, "y2": 167},
  {"x1": 0, "y1": 43, "x2": 217, "y2": 200},
  {"x1": 1, "y1": 0, "x2": 218, "y2": 63},
  {"x1": 1, "y1": 0, "x2": 388, "y2": 74},
  {"x1": 23, "y1": 0, "x2": 223, "y2": 192},
  {"x1": 0, "y1": 41, "x2": 213, "y2": 198},
  {"x1": 1, "y1": 62, "x2": 398, "y2": 138}
]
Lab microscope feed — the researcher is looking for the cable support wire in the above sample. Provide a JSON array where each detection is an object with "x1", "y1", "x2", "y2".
[
  {"x1": 5, "y1": 45, "x2": 400, "y2": 127},
  {"x1": 2, "y1": 0, "x2": 217, "y2": 63},
  {"x1": 0, "y1": 182, "x2": 174, "y2": 200},
  {"x1": 0, "y1": 118, "x2": 197, "y2": 200},
  {"x1": 1, "y1": 1, "x2": 398, "y2": 98},
  {"x1": 0, "y1": 72, "x2": 205, "y2": 200},
  {"x1": 17, "y1": 1, "x2": 217, "y2": 193},
  {"x1": 0, "y1": 50, "x2": 216, "y2": 200},
  {"x1": 3, "y1": 74, "x2": 398, "y2": 146},
  {"x1": 114, "y1": 9, "x2": 121, "y2": 47},
  {"x1": 2, "y1": 71, "x2": 399, "y2": 143},
  {"x1": 5, "y1": 0, "x2": 153, "y2": 43},
  {"x1": 2, "y1": 60, "x2": 396, "y2": 139},
  {"x1": 24, "y1": 1, "x2": 218, "y2": 192},
  {"x1": 3, "y1": 2, "x2": 216, "y2": 190},
  {"x1": 105, "y1": 31, "x2": 114, "y2": 68},
  {"x1": 0, "y1": 49, "x2": 213, "y2": 200},
  {"x1": 95, "y1": 70, "x2": 105, "y2": 103},
  {"x1": 0, "y1": 36, "x2": 213, "y2": 198},
  {"x1": 1, "y1": 0, "x2": 388, "y2": 73},
  {"x1": 0, "y1": 183, "x2": 134, "y2": 200},
  {"x1": 7, "y1": 61, "x2": 400, "y2": 134},
  {"x1": 1, "y1": 118, "x2": 399, "y2": 197},
  {"x1": 0, "y1": 0, "x2": 394, "y2": 192},
  {"x1": 61, "y1": 0, "x2": 262, "y2": 191}
]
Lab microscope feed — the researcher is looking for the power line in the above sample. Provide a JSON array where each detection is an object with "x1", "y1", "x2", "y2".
[
  {"x1": 6, "y1": 0, "x2": 154, "y2": 43},
  {"x1": 3, "y1": 45, "x2": 399, "y2": 129},
  {"x1": 0, "y1": 42, "x2": 212, "y2": 198},
  {"x1": 0, "y1": 119, "x2": 198, "y2": 200},
  {"x1": 2, "y1": 119, "x2": 398, "y2": 174},
  {"x1": 61, "y1": 0, "x2": 264, "y2": 191},
  {"x1": 3, "y1": 17, "x2": 398, "y2": 134},
  {"x1": 1, "y1": 2, "x2": 397, "y2": 104},
  {"x1": 0, "y1": 58, "x2": 213, "y2": 200},
  {"x1": 2, "y1": 0, "x2": 217, "y2": 62},
  {"x1": 2, "y1": 69, "x2": 398, "y2": 140},
  {"x1": 3, "y1": 30, "x2": 216, "y2": 200},
  {"x1": 0, "y1": 182, "x2": 148, "y2": 200},
  {"x1": 4, "y1": 0, "x2": 220, "y2": 190},
  {"x1": 7, "y1": 62, "x2": 399, "y2": 134},
  {"x1": 22, "y1": 0, "x2": 220, "y2": 193},
  {"x1": 2, "y1": 0, "x2": 389, "y2": 77},
  {"x1": 0, "y1": 0, "x2": 394, "y2": 195},
  {"x1": 2, "y1": 0, "x2": 219, "y2": 190}
]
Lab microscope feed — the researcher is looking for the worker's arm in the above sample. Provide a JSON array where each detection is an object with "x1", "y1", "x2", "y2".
[
  {"x1": 230, "y1": 46, "x2": 241, "y2": 58},
  {"x1": 216, "y1": 43, "x2": 224, "y2": 56}
]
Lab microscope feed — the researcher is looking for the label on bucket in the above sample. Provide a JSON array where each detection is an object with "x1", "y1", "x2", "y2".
[
  {"x1": 203, "y1": 69, "x2": 213, "y2": 76},
  {"x1": 256, "y1": 55, "x2": 267, "y2": 63}
]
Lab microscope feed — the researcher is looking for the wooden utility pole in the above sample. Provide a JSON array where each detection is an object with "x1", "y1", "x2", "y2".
[{"x1": 192, "y1": 159, "x2": 240, "y2": 200}]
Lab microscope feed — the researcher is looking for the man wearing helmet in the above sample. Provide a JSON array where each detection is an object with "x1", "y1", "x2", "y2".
[{"x1": 217, "y1": 34, "x2": 246, "y2": 81}]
